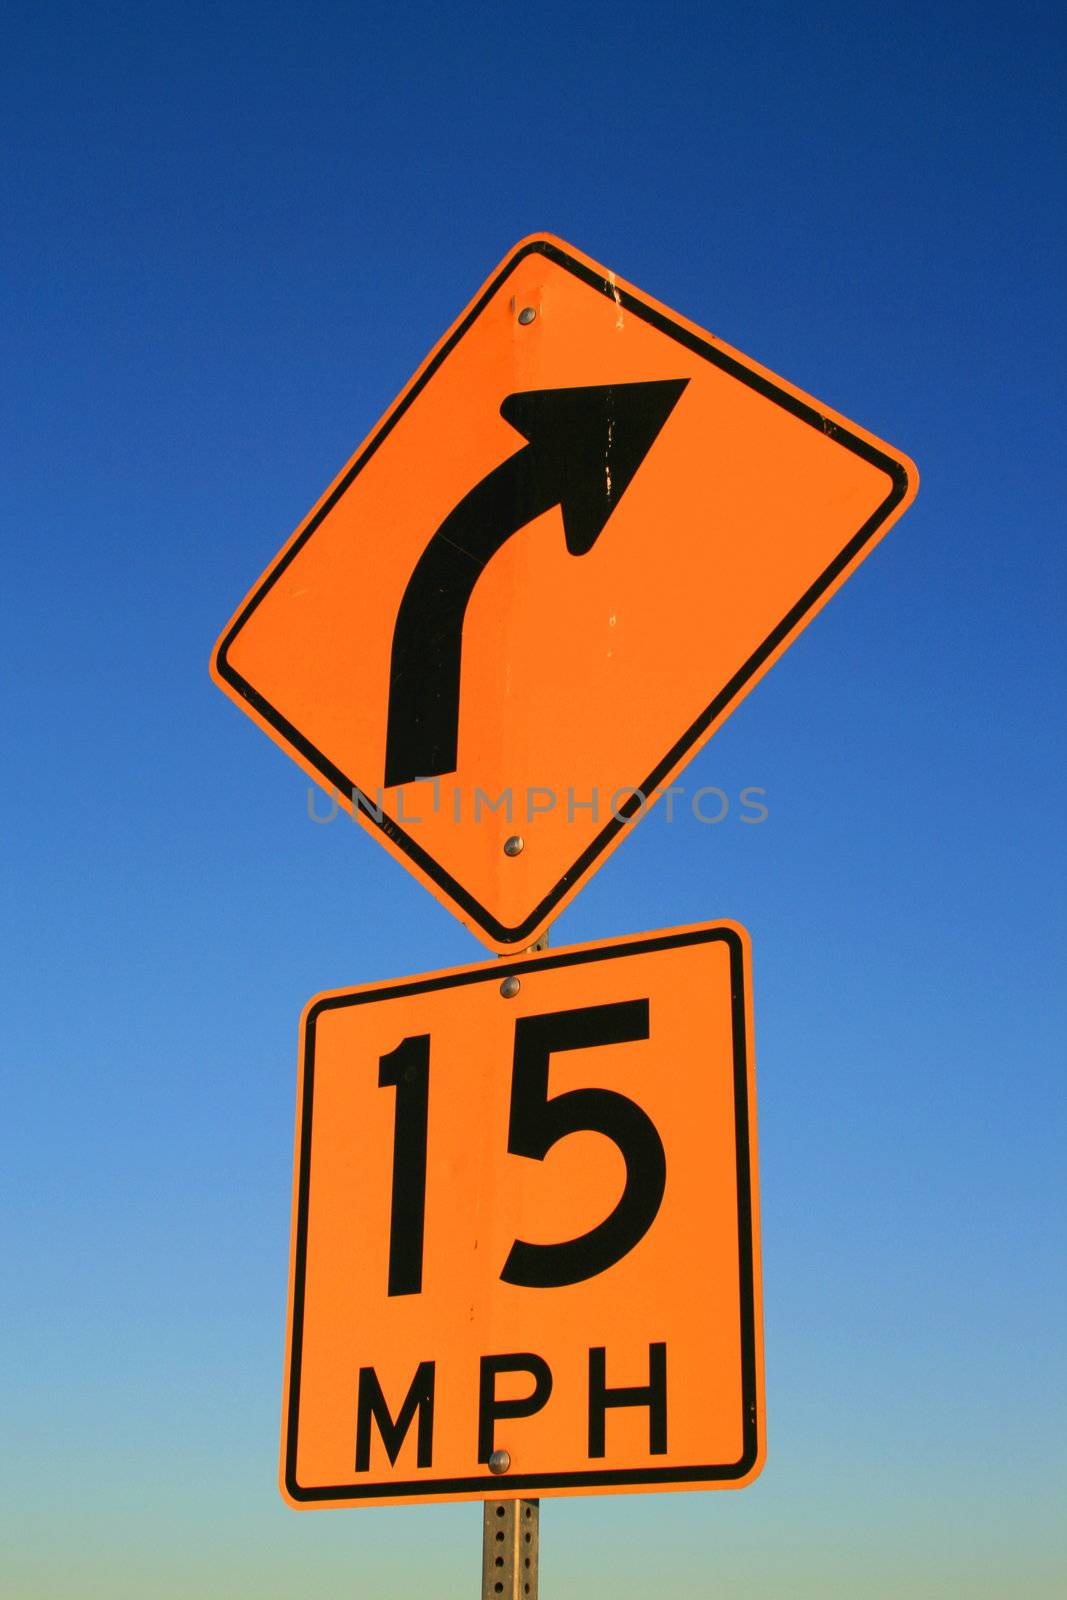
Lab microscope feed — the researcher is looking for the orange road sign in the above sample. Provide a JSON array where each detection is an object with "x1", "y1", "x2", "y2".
[
  {"x1": 281, "y1": 921, "x2": 763, "y2": 1508},
  {"x1": 212, "y1": 234, "x2": 917, "y2": 951}
]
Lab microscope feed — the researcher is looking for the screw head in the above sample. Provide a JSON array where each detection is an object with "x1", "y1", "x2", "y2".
[
  {"x1": 499, "y1": 976, "x2": 521, "y2": 999},
  {"x1": 517, "y1": 306, "x2": 537, "y2": 325},
  {"x1": 503, "y1": 835, "x2": 524, "y2": 857},
  {"x1": 488, "y1": 1449, "x2": 511, "y2": 1474}
]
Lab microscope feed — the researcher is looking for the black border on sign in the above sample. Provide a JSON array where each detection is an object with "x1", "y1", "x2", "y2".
[
  {"x1": 216, "y1": 237, "x2": 911, "y2": 946},
  {"x1": 283, "y1": 923, "x2": 759, "y2": 1503}
]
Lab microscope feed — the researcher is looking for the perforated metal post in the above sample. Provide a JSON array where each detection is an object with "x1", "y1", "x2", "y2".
[
  {"x1": 482, "y1": 1499, "x2": 539, "y2": 1600},
  {"x1": 483, "y1": 928, "x2": 548, "y2": 1598}
]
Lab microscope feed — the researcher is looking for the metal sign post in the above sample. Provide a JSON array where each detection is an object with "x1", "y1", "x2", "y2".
[
  {"x1": 482, "y1": 927, "x2": 548, "y2": 1598},
  {"x1": 482, "y1": 1499, "x2": 539, "y2": 1600}
]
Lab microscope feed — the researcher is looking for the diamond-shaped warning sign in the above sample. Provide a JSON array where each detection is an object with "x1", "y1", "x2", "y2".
[{"x1": 212, "y1": 234, "x2": 917, "y2": 950}]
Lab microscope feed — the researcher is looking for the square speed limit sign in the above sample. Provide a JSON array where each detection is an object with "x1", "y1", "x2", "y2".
[{"x1": 281, "y1": 921, "x2": 763, "y2": 1507}]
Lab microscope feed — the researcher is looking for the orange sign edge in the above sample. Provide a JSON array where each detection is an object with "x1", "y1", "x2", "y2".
[
  {"x1": 211, "y1": 234, "x2": 919, "y2": 953},
  {"x1": 277, "y1": 917, "x2": 765, "y2": 1509}
]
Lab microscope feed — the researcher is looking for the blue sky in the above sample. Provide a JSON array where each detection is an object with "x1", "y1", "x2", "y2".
[{"x1": 2, "y1": 2, "x2": 1064, "y2": 1596}]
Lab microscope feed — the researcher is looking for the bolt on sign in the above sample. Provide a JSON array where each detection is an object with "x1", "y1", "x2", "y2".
[
  {"x1": 211, "y1": 233, "x2": 918, "y2": 952},
  {"x1": 280, "y1": 922, "x2": 762, "y2": 1508}
]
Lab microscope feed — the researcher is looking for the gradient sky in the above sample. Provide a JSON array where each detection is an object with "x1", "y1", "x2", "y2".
[{"x1": 3, "y1": 2, "x2": 1064, "y2": 1596}]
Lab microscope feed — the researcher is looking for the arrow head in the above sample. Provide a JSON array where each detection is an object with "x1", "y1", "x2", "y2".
[{"x1": 500, "y1": 379, "x2": 689, "y2": 555}]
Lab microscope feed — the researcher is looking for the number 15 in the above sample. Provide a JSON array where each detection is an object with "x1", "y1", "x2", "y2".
[{"x1": 378, "y1": 1000, "x2": 666, "y2": 1296}]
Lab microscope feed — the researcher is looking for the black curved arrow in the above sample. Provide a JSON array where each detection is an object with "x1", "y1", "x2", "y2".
[{"x1": 384, "y1": 378, "x2": 688, "y2": 788}]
